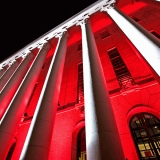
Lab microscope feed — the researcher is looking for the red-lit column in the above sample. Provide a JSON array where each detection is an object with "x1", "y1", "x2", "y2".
[
  {"x1": 22, "y1": 32, "x2": 69, "y2": 160},
  {"x1": 79, "y1": 18, "x2": 125, "y2": 160},
  {"x1": 0, "y1": 59, "x2": 20, "y2": 91},
  {"x1": 0, "y1": 65, "x2": 9, "y2": 78},
  {"x1": 102, "y1": 4, "x2": 160, "y2": 83},
  {"x1": 0, "y1": 68, "x2": 7, "y2": 78},
  {"x1": 138, "y1": 0, "x2": 160, "y2": 9},
  {"x1": 0, "y1": 53, "x2": 35, "y2": 120},
  {"x1": 0, "y1": 43, "x2": 51, "y2": 160}
]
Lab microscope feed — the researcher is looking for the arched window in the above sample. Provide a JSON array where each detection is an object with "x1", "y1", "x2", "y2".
[
  {"x1": 130, "y1": 113, "x2": 160, "y2": 160},
  {"x1": 77, "y1": 127, "x2": 86, "y2": 160}
]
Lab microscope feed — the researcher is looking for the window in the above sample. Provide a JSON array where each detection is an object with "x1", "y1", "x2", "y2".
[
  {"x1": 130, "y1": 113, "x2": 160, "y2": 160},
  {"x1": 150, "y1": 30, "x2": 160, "y2": 39},
  {"x1": 77, "y1": 127, "x2": 86, "y2": 160},
  {"x1": 100, "y1": 28, "x2": 110, "y2": 39},
  {"x1": 6, "y1": 138, "x2": 17, "y2": 160},
  {"x1": 77, "y1": 63, "x2": 84, "y2": 103},
  {"x1": 107, "y1": 48, "x2": 135, "y2": 90},
  {"x1": 131, "y1": 16, "x2": 140, "y2": 22},
  {"x1": 42, "y1": 63, "x2": 45, "y2": 69},
  {"x1": 78, "y1": 42, "x2": 82, "y2": 51}
]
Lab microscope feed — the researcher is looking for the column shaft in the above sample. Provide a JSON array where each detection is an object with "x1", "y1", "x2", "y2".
[
  {"x1": 81, "y1": 20, "x2": 125, "y2": 160},
  {"x1": 0, "y1": 53, "x2": 35, "y2": 120},
  {"x1": 23, "y1": 32, "x2": 69, "y2": 160},
  {"x1": 0, "y1": 43, "x2": 50, "y2": 160},
  {"x1": 0, "y1": 68, "x2": 7, "y2": 78},
  {"x1": 0, "y1": 60, "x2": 20, "y2": 91},
  {"x1": 105, "y1": 6, "x2": 160, "y2": 83}
]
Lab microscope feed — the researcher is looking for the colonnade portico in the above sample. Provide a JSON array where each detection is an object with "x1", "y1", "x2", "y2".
[
  {"x1": 0, "y1": 43, "x2": 51, "y2": 160},
  {"x1": 0, "y1": 52, "x2": 35, "y2": 120},
  {"x1": 1, "y1": 0, "x2": 160, "y2": 160}
]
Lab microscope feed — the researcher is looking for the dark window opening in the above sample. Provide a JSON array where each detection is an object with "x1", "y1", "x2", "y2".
[
  {"x1": 27, "y1": 83, "x2": 38, "y2": 106},
  {"x1": 42, "y1": 64, "x2": 45, "y2": 69},
  {"x1": 108, "y1": 48, "x2": 135, "y2": 90},
  {"x1": 130, "y1": 113, "x2": 160, "y2": 160},
  {"x1": 6, "y1": 139, "x2": 16, "y2": 160},
  {"x1": 77, "y1": 63, "x2": 84, "y2": 103},
  {"x1": 100, "y1": 28, "x2": 110, "y2": 39},
  {"x1": 77, "y1": 127, "x2": 86, "y2": 160},
  {"x1": 78, "y1": 42, "x2": 82, "y2": 51},
  {"x1": 131, "y1": 16, "x2": 140, "y2": 22},
  {"x1": 150, "y1": 30, "x2": 160, "y2": 39}
]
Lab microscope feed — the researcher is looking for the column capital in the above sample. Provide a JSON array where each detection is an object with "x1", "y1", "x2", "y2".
[
  {"x1": 41, "y1": 41, "x2": 52, "y2": 49},
  {"x1": 2, "y1": 63, "x2": 9, "y2": 69},
  {"x1": 55, "y1": 28, "x2": 68, "y2": 38},
  {"x1": 22, "y1": 51, "x2": 34, "y2": 58},
  {"x1": 8, "y1": 59, "x2": 17, "y2": 67},
  {"x1": 76, "y1": 14, "x2": 90, "y2": 27},
  {"x1": 15, "y1": 56, "x2": 23, "y2": 63},
  {"x1": 37, "y1": 40, "x2": 48, "y2": 49},
  {"x1": 100, "y1": 0, "x2": 116, "y2": 11}
]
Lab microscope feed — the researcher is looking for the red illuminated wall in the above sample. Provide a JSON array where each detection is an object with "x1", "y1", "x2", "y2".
[{"x1": 6, "y1": 1, "x2": 160, "y2": 160}]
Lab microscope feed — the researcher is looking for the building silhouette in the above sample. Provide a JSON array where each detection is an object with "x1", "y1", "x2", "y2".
[{"x1": 0, "y1": 0, "x2": 160, "y2": 159}]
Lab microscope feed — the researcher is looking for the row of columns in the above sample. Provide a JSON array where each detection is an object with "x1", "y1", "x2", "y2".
[
  {"x1": 21, "y1": 32, "x2": 69, "y2": 160},
  {"x1": 0, "y1": 42, "x2": 51, "y2": 159},
  {"x1": 0, "y1": 52, "x2": 35, "y2": 120},
  {"x1": 0, "y1": 0, "x2": 160, "y2": 159}
]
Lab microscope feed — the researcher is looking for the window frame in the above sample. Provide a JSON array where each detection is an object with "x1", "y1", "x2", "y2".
[{"x1": 130, "y1": 113, "x2": 160, "y2": 160}]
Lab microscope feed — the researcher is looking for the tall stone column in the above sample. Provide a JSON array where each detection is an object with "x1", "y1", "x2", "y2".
[
  {"x1": 0, "y1": 59, "x2": 20, "y2": 91},
  {"x1": 102, "y1": 4, "x2": 160, "y2": 83},
  {"x1": 22, "y1": 31, "x2": 69, "y2": 160},
  {"x1": 79, "y1": 18, "x2": 125, "y2": 160},
  {"x1": 0, "y1": 67, "x2": 7, "y2": 78},
  {"x1": 138, "y1": 0, "x2": 160, "y2": 9},
  {"x1": 0, "y1": 43, "x2": 51, "y2": 160},
  {"x1": 0, "y1": 53, "x2": 35, "y2": 120}
]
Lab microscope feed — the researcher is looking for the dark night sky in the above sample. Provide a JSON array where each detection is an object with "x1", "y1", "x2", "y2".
[{"x1": 0, "y1": 0, "x2": 97, "y2": 63}]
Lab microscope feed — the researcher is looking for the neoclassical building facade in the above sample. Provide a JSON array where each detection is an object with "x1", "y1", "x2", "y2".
[{"x1": 0, "y1": 0, "x2": 160, "y2": 160}]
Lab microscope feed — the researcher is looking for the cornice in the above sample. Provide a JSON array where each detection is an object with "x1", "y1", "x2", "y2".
[{"x1": 0, "y1": 0, "x2": 115, "y2": 69}]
